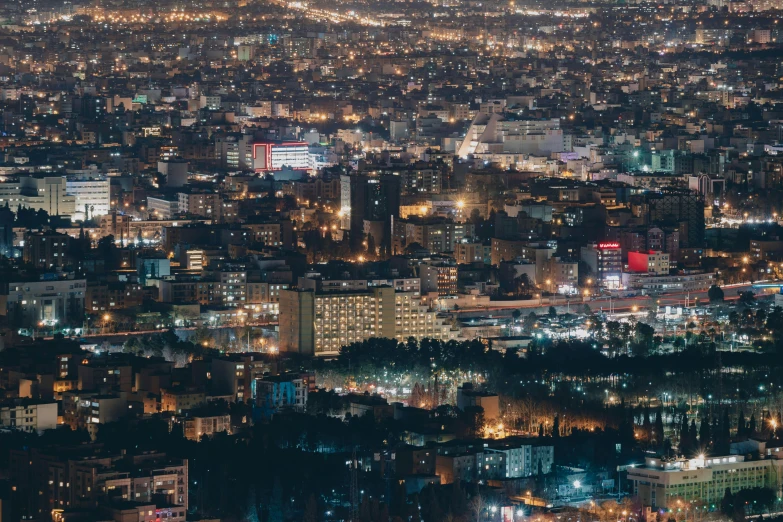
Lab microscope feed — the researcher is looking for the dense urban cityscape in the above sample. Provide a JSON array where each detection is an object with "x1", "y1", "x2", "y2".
[{"x1": 1, "y1": 0, "x2": 783, "y2": 520}]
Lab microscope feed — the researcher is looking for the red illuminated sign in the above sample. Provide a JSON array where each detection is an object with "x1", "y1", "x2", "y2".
[{"x1": 598, "y1": 242, "x2": 620, "y2": 249}]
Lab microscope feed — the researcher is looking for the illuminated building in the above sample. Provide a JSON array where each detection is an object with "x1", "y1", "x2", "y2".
[
  {"x1": 420, "y1": 260, "x2": 458, "y2": 296},
  {"x1": 183, "y1": 413, "x2": 231, "y2": 440},
  {"x1": 22, "y1": 231, "x2": 71, "y2": 270},
  {"x1": 627, "y1": 251, "x2": 670, "y2": 275},
  {"x1": 0, "y1": 276, "x2": 86, "y2": 328},
  {"x1": 628, "y1": 454, "x2": 783, "y2": 509},
  {"x1": 66, "y1": 176, "x2": 111, "y2": 220},
  {"x1": 455, "y1": 242, "x2": 492, "y2": 265},
  {"x1": 147, "y1": 196, "x2": 180, "y2": 220},
  {"x1": 10, "y1": 445, "x2": 188, "y2": 517},
  {"x1": 392, "y1": 217, "x2": 474, "y2": 255},
  {"x1": 580, "y1": 242, "x2": 622, "y2": 289},
  {"x1": 340, "y1": 173, "x2": 401, "y2": 252},
  {"x1": 457, "y1": 114, "x2": 566, "y2": 158},
  {"x1": 0, "y1": 401, "x2": 57, "y2": 434},
  {"x1": 253, "y1": 373, "x2": 311, "y2": 417},
  {"x1": 252, "y1": 141, "x2": 310, "y2": 172},
  {"x1": 161, "y1": 388, "x2": 206, "y2": 414},
  {"x1": 279, "y1": 287, "x2": 456, "y2": 356},
  {"x1": 0, "y1": 175, "x2": 76, "y2": 216},
  {"x1": 621, "y1": 271, "x2": 714, "y2": 293}
]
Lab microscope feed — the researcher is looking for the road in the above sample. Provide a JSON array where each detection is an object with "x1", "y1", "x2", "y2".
[
  {"x1": 42, "y1": 322, "x2": 277, "y2": 341},
  {"x1": 452, "y1": 282, "x2": 773, "y2": 318}
]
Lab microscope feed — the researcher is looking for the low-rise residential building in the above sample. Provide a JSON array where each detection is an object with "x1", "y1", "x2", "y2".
[{"x1": 0, "y1": 400, "x2": 58, "y2": 434}]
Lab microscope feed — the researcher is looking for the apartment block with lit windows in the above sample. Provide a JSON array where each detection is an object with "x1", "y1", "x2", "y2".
[
  {"x1": 279, "y1": 287, "x2": 457, "y2": 356},
  {"x1": 394, "y1": 292, "x2": 453, "y2": 339}
]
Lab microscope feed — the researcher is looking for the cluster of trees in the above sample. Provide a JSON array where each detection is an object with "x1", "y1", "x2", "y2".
[
  {"x1": 123, "y1": 329, "x2": 208, "y2": 363},
  {"x1": 15, "y1": 206, "x2": 71, "y2": 229},
  {"x1": 321, "y1": 335, "x2": 783, "y2": 414},
  {"x1": 721, "y1": 487, "x2": 777, "y2": 520},
  {"x1": 677, "y1": 408, "x2": 758, "y2": 456}
]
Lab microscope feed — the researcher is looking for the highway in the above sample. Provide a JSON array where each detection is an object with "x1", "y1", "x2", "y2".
[
  {"x1": 452, "y1": 282, "x2": 775, "y2": 318},
  {"x1": 42, "y1": 322, "x2": 277, "y2": 342}
]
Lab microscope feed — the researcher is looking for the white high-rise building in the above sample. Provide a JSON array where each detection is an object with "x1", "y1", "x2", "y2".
[{"x1": 66, "y1": 177, "x2": 111, "y2": 220}]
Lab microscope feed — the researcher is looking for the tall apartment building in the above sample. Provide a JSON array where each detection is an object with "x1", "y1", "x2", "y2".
[
  {"x1": 211, "y1": 354, "x2": 273, "y2": 402},
  {"x1": 455, "y1": 242, "x2": 491, "y2": 265},
  {"x1": 177, "y1": 191, "x2": 238, "y2": 223},
  {"x1": 214, "y1": 133, "x2": 254, "y2": 170},
  {"x1": 580, "y1": 242, "x2": 622, "y2": 289},
  {"x1": 420, "y1": 260, "x2": 458, "y2": 296},
  {"x1": 23, "y1": 231, "x2": 71, "y2": 269},
  {"x1": 279, "y1": 287, "x2": 456, "y2": 356},
  {"x1": 392, "y1": 217, "x2": 474, "y2": 255},
  {"x1": 644, "y1": 190, "x2": 705, "y2": 248},
  {"x1": 340, "y1": 173, "x2": 401, "y2": 252}
]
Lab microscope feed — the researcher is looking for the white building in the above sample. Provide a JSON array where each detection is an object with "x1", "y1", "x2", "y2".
[
  {"x1": 252, "y1": 141, "x2": 310, "y2": 171},
  {"x1": 621, "y1": 271, "x2": 714, "y2": 293},
  {"x1": 628, "y1": 454, "x2": 783, "y2": 509},
  {"x1": 66, "y1": 177, "x2": 111, "y2": 220},
  {"x1": 147, "y1": 196, "x2": 180, "y2": 220},
  {"x1": 0, "y1": 176, "x2": 76, "y2": 216},
  {"x1": 457, "y1": 113, "x2": 567, "y2": 158},
  {"x1": 0, "y1": 401, "x2": 58, "y2": 433},
  {"x1": 0, "y1": 277, "x2": 87, "y2": 328}
]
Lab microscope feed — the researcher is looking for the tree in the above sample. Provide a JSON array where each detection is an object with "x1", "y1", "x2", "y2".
[
  {"x1": 689, "y1": 419, "x2": 698, "y2": 450},
  {"x1": 679, "y1": 414, "x2": 690, "y2": 454},
  {"x1": 654, "y1": 407, "x2": 664, "y2": 445},
  {"x1": 720, "y1": 488, "x2": 735, "y2": 518},
  {"x1": 548, "y1": 306, "x2": 557, "y2": 318},
  {"x1": 708, "y1": 285, "x2": 725, "y2": 303},
  {"x1": 469, "y1": 493, "x2": 485, "y2": 522},
  {"x1": 524, "y1": 312, "x2": 537, "y2": 331},
  {"x1": 738, "y1": 291, "x2": 756, "y2": 305},
  {"x1": 737, "y1": 409, "x2": 746, "y2": 437},
  {"x1": 513, "y1": 274, "x2": 532, "y2": 296},
  {"x1": 552, "y1": 414, "x2": 561, "y2": 439},
  {"x1": 461, "y1": 406, "x2": 485, "y2": 439},
  {"x1": 643, "y1": 407, "x2": 653, "y2": 443},
  {"x1": 303, "y1": 495, "x2": 319, "y2": 522},
  {"x1": 749, "y1": 414, "x2": 757, "y2": 435}
]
